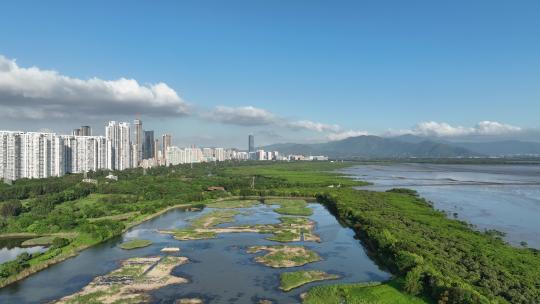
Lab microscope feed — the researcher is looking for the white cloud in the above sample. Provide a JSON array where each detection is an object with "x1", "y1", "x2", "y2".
[
  {"x1": 287, "y1": 120, "x2": 341, "y2": 132},
  {"x1": 0, "y1": 55, "x2": 188, "y2": 119},
  {"x1": 388, "y1": 121, "x2": 522, "y2": 137},
  {"x1": 327, "y1": 130, "x2": 369, "y2": 141},
  {"x1": 206, "y1": 105, "x2": 344, "y2": 135},
  {"x1": 206, "y1": 105, "x2": 277, "y2": 126},
  {"x1": 474, "y1": 121, "x2": 521, "y2": 135}
]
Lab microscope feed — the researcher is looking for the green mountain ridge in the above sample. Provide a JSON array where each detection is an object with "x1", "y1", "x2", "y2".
[{"x1": 263, "y1": 135, "x2": 479, "y2": 159}]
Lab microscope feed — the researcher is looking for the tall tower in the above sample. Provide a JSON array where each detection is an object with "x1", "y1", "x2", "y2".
[
  {"x1": 105, "y1": 121, "x2": 131, "y2": 170},
  {"x1": 154, "y1": 138, "x2": 159, "y2": 162},
  {"x1": 143, "y1": 130, "x2": 154, "y2": 159},
  {"x1": 248, "y1": 134, "x2": 255, "y2": 153},
  {"x1": 134, "y1": 119, "x2": 143, "y2": 165},
  {"x1": 162, "y1": 134, "x2": 172, "y2": 162}
]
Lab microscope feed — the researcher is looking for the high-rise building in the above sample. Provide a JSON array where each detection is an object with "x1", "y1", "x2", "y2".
[
  {"x1": 162, "y1": 134, "x2": 172, "y2": 162},
  {"x1": 1, "y1": 131, "x2": 66, "y2": 180},
  {"x1": 105, "y1": 121, "x2": 131, "y2": 170},
  {"x1": 248, "y1": 134, "x2": 255, "y2": 153},
  {"x1": 80, "y1": 126, "x2": 91, "y2": 136},
  {"x1": 154, "y1": 138, "x2": 159, "y2": 162},
  {"x1": 134, "y1": 119, "x2": 143, "y2": 165},
  {"x1": 214, "y1": 148, "x2": 225, "y2": 161},
  {"x1": 143, "y1": 130, "x2": 155, "y2": 159},
  {"x1": 62, "y1": 135, "x2": 107, "y2": 173}
]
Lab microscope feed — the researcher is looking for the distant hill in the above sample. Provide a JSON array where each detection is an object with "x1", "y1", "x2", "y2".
[
  {"x1": 453, "y1": 140, "x2": 540, "y2": 156},
  {"x1": 263, "y1": 135, "x2": 479, "y2": 159},
  {"x1": 392, "y1": 135, "x2": 540, "y2": 156}
]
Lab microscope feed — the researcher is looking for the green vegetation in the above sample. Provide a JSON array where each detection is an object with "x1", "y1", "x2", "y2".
[
  {"x1": 302, "y1": 280, "x2": 428, "y2": 304},
  {"x1": 160, "y1": 228, "x2": 217, "y2": 241},
  {"x1": 21, "y1": 236, "x2": 57, "y2": 246},
  {"x1": 266, "y1": 199, "x2": 313, "y2": 216},
  {"x1": 280, "y1": 270, "x2": 339, "y2": 291},
  {"x1": 119, "y1": 239, "x2": 152, "y2": 250},
  {"x1": 206, "y1": 199, "x2": 259, "y2": 209},
  {"x1": 247, "y1": 245, "x2": 321, "y2": 268},
  {"x1": 1, "y1": 161, "x2": 539, "y2": 303}
]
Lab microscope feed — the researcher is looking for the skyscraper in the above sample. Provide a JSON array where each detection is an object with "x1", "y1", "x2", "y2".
[
  {"x1": 134, "y1": 119, "x2": 143, "y2": 165},
  {"x1": 154, "y1": 138, "x2": 159, "y2": 162},
  {"x1": 105, "y1": 121, "x2": 131, "y2": 170},
  {"x1": 143, "y1": 130, "x2": 154, "y2": 159},
  {"x1": 248, "y1": 134, "x2": 255, "y2": 153},
  {"x1": 162, "y1": 134, "x2": 172, "y2": 162}
]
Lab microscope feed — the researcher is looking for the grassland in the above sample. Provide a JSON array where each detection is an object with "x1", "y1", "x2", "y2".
[
  {"x1": 280, "y1": 270, "x2": 339, "y2": 291},
  {"x1": 266, "y1": 199, "x2": 313, "y2": 216},
  {"x1": 21, "y1": 236, "x2": 57, "y2": 246},
  {"x1": 247, "y1": 245, "x2": 321, "y2": 268},
  {"x1": 119, "y1": 239, "x2": 152, "y2": 250},
  {"x1": 302, "y1": 280, "x2": 428, "y2": 304}
]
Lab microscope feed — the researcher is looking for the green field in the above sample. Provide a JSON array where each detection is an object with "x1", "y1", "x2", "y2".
[
  {"x1": 118, "y1": 239, "x2": 152, "y2": 250},
  {"x1": 302, "y1": 280, "x2": 428, "y2": 304},
  {"x1": 265, "y1": 199, "x2": 313, "y2": 216}
]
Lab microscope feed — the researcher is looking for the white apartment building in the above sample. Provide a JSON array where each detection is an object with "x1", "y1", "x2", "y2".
[
  {"x1": 0, "y1": 131, "x2": 64, "y2": 180},
  {"x1": 214, "y1": 148, "x2": 225, "y2": 162},
  {"x1": 105, "y1": 121, "x2": 132, "y2": 171},
  {"x1": 61, "y1": 135, "x2": 108, "y2": 174}
]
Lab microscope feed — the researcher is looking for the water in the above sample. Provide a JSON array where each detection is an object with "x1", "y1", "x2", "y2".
[
  {"x1": 341, "y1": 163, "x2": 540, "y2": 248},
  {"x1": 0, "y1": 238, "x2": 48, "y2": 264},
  {"x1": 0, "y1": 202, "x2": 389, "y2": 303}
]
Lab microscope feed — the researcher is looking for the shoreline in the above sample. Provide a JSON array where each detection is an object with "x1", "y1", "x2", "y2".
[{"x1": 0, "y1": 195, "x2": 315, "y2": 289}]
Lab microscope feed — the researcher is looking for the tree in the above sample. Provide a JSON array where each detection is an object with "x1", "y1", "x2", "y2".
[{"x1": 0, "y1": 200, "x2": 22, "y2": 217}]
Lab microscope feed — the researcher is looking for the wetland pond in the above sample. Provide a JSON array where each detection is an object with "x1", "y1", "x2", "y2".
[
  {"x1": 0, "y1": 201, "x2": 389, "y2": 303},
  {"x1": 0, "y1": 237, "x2": 48, "y2": 264}
]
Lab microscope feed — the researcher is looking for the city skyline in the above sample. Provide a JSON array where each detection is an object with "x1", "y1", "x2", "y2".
[
  {"x1": 0, "y1": 1, "x2": 539, "y2": 147},
  {"x1": 0, "y1": 118, "x2": 291, "y2": 180}
]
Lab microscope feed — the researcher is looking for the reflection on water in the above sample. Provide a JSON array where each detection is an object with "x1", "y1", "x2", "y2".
[
  {"x1": 0, "y1": 238, "x2": 48, "y2": 264},
  {"x1": 0, "y1": 203, "x2": 389, "y2": 304},
  {"x1": 341, "y1": 163, "x2": 540, "y2": 248}
]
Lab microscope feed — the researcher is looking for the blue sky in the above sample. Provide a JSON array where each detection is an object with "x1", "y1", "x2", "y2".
[{"x1": 0, "y1": 0, "x2": 539, "y2": 147}]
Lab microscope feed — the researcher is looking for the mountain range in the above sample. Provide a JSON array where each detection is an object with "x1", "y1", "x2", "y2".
[{"x1": 262, "y1": 135, "x2": 540, "y2": 159}]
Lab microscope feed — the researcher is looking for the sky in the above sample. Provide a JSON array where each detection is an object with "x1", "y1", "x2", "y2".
[{"x1": 0, "y1": 0, "x2": 539, "y2": 147}]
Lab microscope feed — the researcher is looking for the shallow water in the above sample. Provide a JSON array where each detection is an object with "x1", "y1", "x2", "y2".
[
  {"x1": 0, "y1": 202, "x2": 389, "y2": 303},
  {"x1": 0, "y1": 238, "x2": 48, "y2": 264},
  {"x1": 341, "y1": 163, "x2": 540, "y2": 248}
]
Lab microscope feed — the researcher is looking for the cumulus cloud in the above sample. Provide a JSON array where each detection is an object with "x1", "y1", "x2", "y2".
[
  {"x1": 0, "y1": 55, "x2": 188, "y2": 119},
  {"x1": 327, "y1": 130, "x2": 369, "y2": 141},
  {"x1": 389, "y1": 121, "x2": 522, "y2": 137},
  {"x1": 206, "y1": 105, "x2": 277, "y2": 126},
  {"x1": 287, "y1": 120, "x2": 341, "y2": 132},
  {"x1": 205, "y1": 105, "x2": 345, "y2": 134}
]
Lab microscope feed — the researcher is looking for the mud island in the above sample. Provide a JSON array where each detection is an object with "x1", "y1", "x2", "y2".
[
  {"x1": 247, "y1": 245, "x2": 321, "y2": 268},
  {"x1": 55, "y1": 256, "x2": 188, "y2": 304}
]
